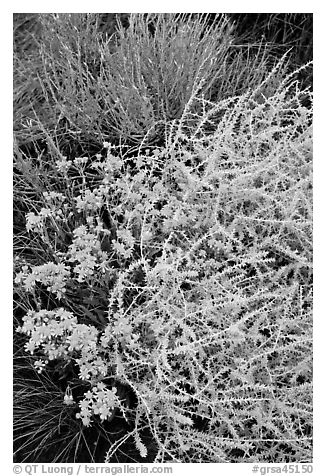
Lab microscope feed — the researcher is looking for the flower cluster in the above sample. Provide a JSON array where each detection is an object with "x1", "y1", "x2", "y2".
[
  {"x1": 43, "y1": 190, "x2": 66, "y2": 203},
  {"x1": 16, "y1": 307, "x2": 108, "y2": 381},
  {"x1": 74, "y1": 156, "x2": 89, "y2": 167},
  {"x1": 16, "y1": 308, "x2": 78, "y2": 361},
  {"x1": 15, "y1": 262, "x2": 70, "y2": 299},
  {"x1": 75, "y1": 189, "x2": 103, "y2": 213},
  {"x1": 67, "y1": 225, "x2": 107, "y2": 282},
  {"x1": 67, "y1": 323, "x2": 108, "y2": 382},
  {"x1": 55, "y1": 156, "x2": 72, "y2": 174},
  {"x1": 25, "y1": 211, "x2": 46, "y2": 233},
  {"x1": 76, "y1": 383, "x2": 120, "y2": 426},
  {"x1": 25, "y1": 192, "x2": 68, "y2": 234}
]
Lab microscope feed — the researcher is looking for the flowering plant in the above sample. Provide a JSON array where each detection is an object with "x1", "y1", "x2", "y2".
[{"x1": 15, "y1": 62, "x2": 312, "y2": 463}]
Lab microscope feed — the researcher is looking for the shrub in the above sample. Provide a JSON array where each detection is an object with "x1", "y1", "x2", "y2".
[{"x1": 14, "y1": 60, "x2": 312, "y2": 462}]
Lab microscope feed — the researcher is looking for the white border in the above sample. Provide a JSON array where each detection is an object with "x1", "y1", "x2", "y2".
[{"x1": 2, "y1": 3, "x2": 325, "y2": 475}]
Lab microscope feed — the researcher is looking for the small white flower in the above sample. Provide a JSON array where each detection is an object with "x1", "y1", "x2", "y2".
[
  {"x1": 74, "y1": 156, "x2": 88, "y2": 166},
  {"x1": 63, "y1": 385, "x2": 75, "y2": 405},
  {"x1": 63, "y1": 394, "x2": 75, "y2": 405},
  {"x1": 56, "y1": 156, "x2": 72, "y2": 173}
]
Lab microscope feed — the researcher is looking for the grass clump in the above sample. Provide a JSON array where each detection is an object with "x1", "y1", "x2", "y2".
[
  {"x1": 13, "y1": 13, "x2": 312, "y2": 463},
  {"x1": 14, "y1": 13, "x2": 283, "y2": 152}
]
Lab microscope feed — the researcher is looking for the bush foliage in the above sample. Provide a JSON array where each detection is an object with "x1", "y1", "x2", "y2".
[{"x1": 14, "y1": 13, "x2": 312, "y2": 463}]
